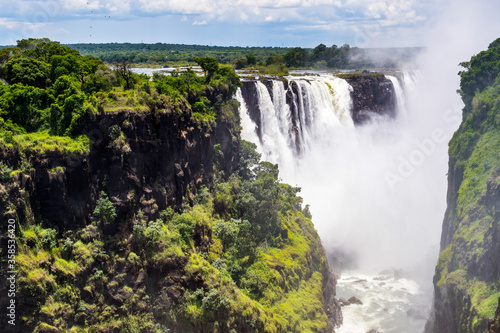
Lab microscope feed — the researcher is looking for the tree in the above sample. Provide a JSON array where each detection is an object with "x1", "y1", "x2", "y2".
[
  {"x1": 284, "y1": 47, "x2": 308, "y2": 68},
  {"x1": 265, "y1": 55, "x2": 284, "y2": 66},
  {"x1": 459, "y1": 37, "x2": 500, "y2": 115},
  {"x1": 21, "y1": 39, "x2": 79, "y2": 63},
  {"x1": 238, "y1": 161, "x2": 282, "y2": 244},
  {"x1": 93, "y1": 191, "x2": 117, "y2": 225},
  {"x1": 181, "y1": 68, "x2": 198, "y2": 95},
  {"x1": 239, "y1": 140, "x2": 261, "y2": 180},
  {"x1": 4, "y1": 58, "x2": 51, "y2": 88},
  {"x1": 245, "y1": 54, "x2": 257, "y2": 66},
  {"x1": 311, "y1": 44, "x2": 327, "y2": 62},
  {"x1": 234, "y1": 57, "x2": 247, "y2": 69},
  {"x1": 0, "y1": 47, "x2": 21, "y2": 66},
  {"x1": 195, "y1": 57, "x2": 219, "y2": 83},
  {"x1": 0, "y1": 83, "x2": 53, "y2": 131},
  {"x1": 51, "y1": 53, "x2": 81, "y2": 82},
  {"x1": 115, "y1": 59, "x2": 135, "y2": 90}
]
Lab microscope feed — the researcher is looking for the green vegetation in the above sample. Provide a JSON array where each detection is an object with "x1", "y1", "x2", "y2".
[
  {"x1": 433, "y1": 37, "x2": 500, "y2": 332},
  {"x1": 0, "y1": 38, "x2": 334, "y2": 332},
  {"x1": 66, "y1": 42, "x2": 290, "y2": 67},
  {"x1": 1, "y1": 139, "x2": 332, "y2": 332},
  {"x1": 0, "y1": 38, "x2": 242, "y2": 155},
  {"x1": 337, "y1": 72, "x2": 387, "y2": 81},
  {"x1": 60, "y1": 42, "x2": 421, "y2": 74}
]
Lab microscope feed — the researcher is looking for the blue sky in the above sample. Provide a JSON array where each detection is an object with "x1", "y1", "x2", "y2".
[{"x1": 0, "y1": 0, "x2": 498, "y2": 48}]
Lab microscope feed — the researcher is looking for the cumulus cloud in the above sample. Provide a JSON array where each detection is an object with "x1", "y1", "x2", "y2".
[
  {"x1": 62, "y1": 0, "x2": 100, "y2": 11},
  {"x1": 0, "y1": 0, "x2": 430, "y2": 46},
  {"x1": 1, "y1": 0, "x2": 427, "y2": 30},
  {"x1": 0, "y1": 18, "x2": 21, "y2": 30}
]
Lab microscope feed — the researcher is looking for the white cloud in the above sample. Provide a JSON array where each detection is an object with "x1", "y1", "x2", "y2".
[
  {"x1": 338, "y1": 0, "x2": 426, "y2": 24},
  {"x1": 0, "y1": 18, "x2": 20, "y2": 30},
  {"x1": 0, "y1": 0, "x2": 430, "y2": 47},
  {"x1": 104, "y1": 0, "x2": 131, "y2": 14},
  {"x1": 62, "y1": 0, "x2": 100, "y2": 11}
]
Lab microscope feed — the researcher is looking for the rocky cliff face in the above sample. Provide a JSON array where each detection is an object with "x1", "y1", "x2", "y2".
[
  {"x1": 240, "y1": 74, "x2": 396, "y2": 131},
  {"x1": 489, "y1": 299, "x2": 500, "y2": 333},
  {"x1": 426, "y1": 39, "x2": 500, "y2": 333},
  {"x1": 340, "y1": 73, "x2": 396, "y2": 124},
  {"x1": 1, "y1": 108, "x2": 238, "y2": 233},
  {"x1": 0, "y1": 108, "x2": 240, "y2": 331},
  {"x1": 0, "y1": 103, "x2": 341, "y2": 331}
]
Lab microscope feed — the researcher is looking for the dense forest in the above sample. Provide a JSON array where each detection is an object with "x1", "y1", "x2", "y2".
[
  {"x1": 0, "y1": 38, "x2": 339, "y2": 332},
  {"x1": 62, "y1": 41, "x2": 421, "y2": 72}
]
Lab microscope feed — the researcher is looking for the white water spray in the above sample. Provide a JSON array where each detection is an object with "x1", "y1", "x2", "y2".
[{"x1": 237, "y1": 72, "x2": 455, "y2": 332}]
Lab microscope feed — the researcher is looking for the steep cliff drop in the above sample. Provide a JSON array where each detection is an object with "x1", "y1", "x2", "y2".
[
  {"x1": 0, "y1": 51, "x2": 339, "y2": 331},
  {"x1": 238, "y1": 72, "x2": 453, "y2": 332},
  {"x1": 426, "y1": 38, "x2": 500, "y2": 333}
]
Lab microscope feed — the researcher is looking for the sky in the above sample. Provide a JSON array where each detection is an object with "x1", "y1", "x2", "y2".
[{"x1": 0, "y1": 0, "x2": 498, "y2": 48}]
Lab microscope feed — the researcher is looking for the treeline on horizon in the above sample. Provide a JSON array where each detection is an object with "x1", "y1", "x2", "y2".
[{"x1": 61, "y1": 42, "x2": 422, "y2": 71}]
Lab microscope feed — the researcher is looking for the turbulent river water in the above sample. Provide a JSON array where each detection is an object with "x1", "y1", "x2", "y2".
[{"x1": 237, "y1": 72, "x2": 455, "y2": 332}]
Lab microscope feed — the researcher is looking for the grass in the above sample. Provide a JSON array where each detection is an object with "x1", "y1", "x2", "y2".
[
  {"x1": 275, "y1": 272, "x2": 327, "y2": 333},
  {"x1": 100, "y1": 88, "x2": 149, "y2": 113},
  {"x1": 337, "y1": 71, "x2": 386, "y2": 81},
  {"x1": 456, "y1": 130, "x2": 500, "y2": 218},
  {"x1": 3, "y1": 131, "x2": 90, "y2": 155}
]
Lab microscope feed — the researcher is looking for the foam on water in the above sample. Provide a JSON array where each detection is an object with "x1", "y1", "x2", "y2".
[{"x1": 336, "y1": 271, "x2": 431, "y2": 333}]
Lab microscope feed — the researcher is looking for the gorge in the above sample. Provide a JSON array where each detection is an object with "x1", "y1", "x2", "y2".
[
  {"x1": 1, "y1": 36, "x2": 500, "y2": 333},
  {"x1": 237, "y1": 71, "x2": 449, "y2": 332},
  {"x1": 235, "y1": 37, "x2": 500, "y2": 332}
]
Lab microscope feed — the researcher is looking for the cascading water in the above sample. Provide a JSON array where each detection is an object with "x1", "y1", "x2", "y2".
[
  {"x1": 387, "y1": 75, "x2": 407, "y2": 117},
  {"x1": 237, "y1": 72, "x2": 455, "y2": 332}
]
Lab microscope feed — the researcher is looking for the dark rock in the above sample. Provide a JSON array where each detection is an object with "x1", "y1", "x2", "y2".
[
  {"x1": 135, "y1": 270, "x2": 146, "y2": 285},
  {"x1": 348, "y1": 296, "x2": 363, "y2": 305},
  {"x1": 326, "y1": 247, "x2": 358, "y2": 272},
  {"x1": 407, "y1": 307, "x2": 428, "y2": 320},
  {"x1": 240, "y1": 80, "x2": 262, "y2": 138},
  {"x1": 112, "y1": 288, "x2": 133, "y2": 305},
  {"x1": 342, "y1": 75, "x2": 396, "y2": 125},
  {"x1": 339, "y1": 297, "x2": 350, "y2": 306},
  {"x1": 322, "y1": 263, "x2": 343, "y2": 329},
  {"x1": 158, "y1": 294, "x2": 172, "y2": 308},
  {"x1": 0, "y1": 110, "x2": 239, "y2": 234},
  {"x1": 488, "y1": 298, "x2": 500, "y2": 333}
]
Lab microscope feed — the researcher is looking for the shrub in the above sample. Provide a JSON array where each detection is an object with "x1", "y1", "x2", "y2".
[
  {"x1": 42, "y1": 228, "x2": 58, "y2": 250},
  {"x1": 93, "y1": 191, "x2": 117, "y2": 224}
]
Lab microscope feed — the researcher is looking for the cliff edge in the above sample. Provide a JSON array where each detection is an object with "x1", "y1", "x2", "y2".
[{"x1": 426, "y1": 38, "x2": 500, "y2": 333}]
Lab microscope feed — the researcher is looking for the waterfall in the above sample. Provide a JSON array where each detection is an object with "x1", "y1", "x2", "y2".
[
  {"x1": 238, "y1": 71, "x2": 452, "y2": 332},
  {"x1": 387, "y1": 75, "x2": 406, "y2": 116},
  {"x1": 238, "y1": 76, "x2": 354, "y2": 177},
  {"x1": 236, "y1": 89, "x2": 261, "y2": 149}
]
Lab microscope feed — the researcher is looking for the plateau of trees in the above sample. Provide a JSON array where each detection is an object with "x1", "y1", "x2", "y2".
[{"x1": 0, "y1": 38, "x2": 242, "y2": 147}]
